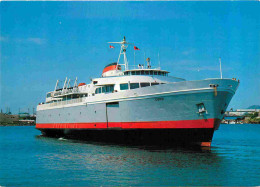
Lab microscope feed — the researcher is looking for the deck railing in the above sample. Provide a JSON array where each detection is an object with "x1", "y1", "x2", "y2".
[{"x1": 38, "y1": 97, "x2": 83, "y2": 109}]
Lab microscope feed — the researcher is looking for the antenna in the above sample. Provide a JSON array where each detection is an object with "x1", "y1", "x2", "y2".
[
  {"x1": 158, "y1": 52, "x2": 161, "y2": 69},
  {"x1": 219, "y1": 57, "x2": 223, "y2": 79},
  {"x1": 134, "y1": 49, "x2": 135, "y2": 68},
  {"x1": 108, "y1": 36, "x2": 133, "y2": 71},
  {"x1": 144, "y1": 52, "x2": 146, "y2": 68}
]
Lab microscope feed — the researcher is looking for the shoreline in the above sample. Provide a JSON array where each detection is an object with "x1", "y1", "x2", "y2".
[{"x1": 0, "y1": 123, "x2": 35, "y2": 127}]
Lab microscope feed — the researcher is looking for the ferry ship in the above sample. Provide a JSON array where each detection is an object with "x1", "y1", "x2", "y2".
[{"x1": 36, "y1": 37, "x2": 239, "y2": 147}]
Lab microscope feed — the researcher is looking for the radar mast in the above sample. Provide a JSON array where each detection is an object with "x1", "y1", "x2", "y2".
[{"x1": 108, "y1": 36, "x2": 133, "y2": 71}]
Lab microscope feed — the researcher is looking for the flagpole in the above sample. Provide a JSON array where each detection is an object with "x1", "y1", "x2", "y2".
[
  {"x1": 158, "y1": 52, "x2": 160, "y2": 69},
  {"x1": 134, "y1": 50, "x2": 135, "y2": 68},
  {"x1": 219, "y1": 57, "x2": 222, "y2": 79},
  {"x1": 144, "y1": 52, "x2": 146, "y2": 68}
]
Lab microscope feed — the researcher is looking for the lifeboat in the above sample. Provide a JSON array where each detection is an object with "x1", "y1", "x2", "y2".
[
  {"x1": 78, "y1": 83, "x2": 86, "y2": 87},
  {"x1": 102, "y1": 62, "x2": 122, "y2": 77}
]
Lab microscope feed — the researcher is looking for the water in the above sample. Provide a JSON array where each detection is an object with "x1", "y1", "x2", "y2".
[{"x1": 0, "y1": 125, "x2": 259, "y2": 186}]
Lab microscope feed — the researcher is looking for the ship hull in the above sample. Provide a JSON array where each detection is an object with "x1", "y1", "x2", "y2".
[
  {"x1": 39, "y1": 127, "x2": 217, "y2": 146},
  {"x1": 36, "y1": 79, "x2": 239, "y2": 147}
]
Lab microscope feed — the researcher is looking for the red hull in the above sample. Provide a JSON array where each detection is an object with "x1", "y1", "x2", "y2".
[{"x1": 36, "y1": 118, "x2": 216, "y2": 129}]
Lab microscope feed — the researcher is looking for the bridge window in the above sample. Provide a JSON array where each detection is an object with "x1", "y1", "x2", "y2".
[
  {"x1": 120, "y1": 83, "x2": 129, "y2": 90},
  {"x1": 141, "y1": 71, "x2": 144, "y2": 75},
  {"x1": 158, "y1": 72, "x2": 161, "y2": 75},
  {"x1": 95, "y1": 87, "x2": 102, "y2": 94},
  {"x1": 103, "y1": 85, "x2": 114, "y2": 93},
  {"x1": 145, "y1": 71, "x2": 149, "y2": 75},
  {"x1": 136, "y1": 71, "x2": 140, "y2": 75},
  {"x1": 130, "y1": 83, "x2": 139, "y2": 89},
  {"x1": 132, "y1": 71, "x2": 136, "y2": 75},
  {"x1": 96, "y1": 85, "x2": 114, "y2": 94},
  {"x1": 154, "y1": 71, "x2": 158, "y2": 75},
  {"x1": 151, "y1": 83, "x2": 159, "y2": 86},
  {"x1": 140, "y1": 83, "x2": 150, "y2": 87}
]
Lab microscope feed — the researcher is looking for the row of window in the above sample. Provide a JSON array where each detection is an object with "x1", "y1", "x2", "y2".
[
  {"x1": 95, "y1": 85, "x2": 115, "y2": 94},
  {"x1": 95, "y1": 82, "x2": 163, "y2": 94},
  {"x1": 120, "y1": 82, "x2": 161, "y2": 90},
  {"x1": 124, "y1": 71, "x2": 168, "y2": 76}
]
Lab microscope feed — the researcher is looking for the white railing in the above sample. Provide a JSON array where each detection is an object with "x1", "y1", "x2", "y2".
[
  {"x1": 52, "y1": 88, "x2": 79, "y2": 97},
  {"x1": 38, "y1": 97, "x2": 83, "y2": 109}
]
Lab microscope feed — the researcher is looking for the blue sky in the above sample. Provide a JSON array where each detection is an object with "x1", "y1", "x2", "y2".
[{"x1": 0, "y1": 2, "x2": 259, "y2": 114}]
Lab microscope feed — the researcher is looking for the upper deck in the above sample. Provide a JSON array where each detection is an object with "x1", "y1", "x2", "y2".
[{"x1": 39, "y1": 37, "x2": 186, "y2": 107}]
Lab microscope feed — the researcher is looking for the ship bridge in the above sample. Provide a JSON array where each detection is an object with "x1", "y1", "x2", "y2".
[
  {"x1": 123, "y1": 69, "x2": 169, "y2": 76},
  {"x1": 103, "y1": 37, "x2": 172, "y2": 78}
]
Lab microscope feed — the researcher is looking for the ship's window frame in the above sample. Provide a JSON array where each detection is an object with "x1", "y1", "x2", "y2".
[
  {"x1": 104, "y1": 85, "x2": 114, "y2": 93},
  {"x1": 141, "y1": 71, "x2": 144, "y2": 75},
  {"x1": 130, "y1": 83, "x2": 140, "y2": 90},
  {"x1": 145, "y1": 71, "x2": 149, "y2": 75},
  {"x1": 136, "y1": 71, "x2": 140, "y2": 75},
  {"x1": 132, "y1": 71, "x2": 136, "y2": 75},
  {"x1": 120, "y1": 83, "x2": 129, "y2": 90},
  {"x1": 158, "y1": 72, "x2": 161, "y2": 75},
  {"x1": 102, "y1": 87, "x2": 106, "y2": 93},
  {"x1": 95, "y1": 87, "x2": 102, "y2": 94},
  {"x1": 140, "y1": 82, "x2": 150, "y2": 87},
  {"x1": 154, "y1": 71, "x2": 158, "y2": 75}
]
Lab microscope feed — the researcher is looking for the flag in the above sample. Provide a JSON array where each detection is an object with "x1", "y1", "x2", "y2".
[
  {"x1": 109, "y1": 45, "x2": 115, "y2": 49},
  {"x1": 134, "y1": 46, "x2": 140, "y2": 50}
]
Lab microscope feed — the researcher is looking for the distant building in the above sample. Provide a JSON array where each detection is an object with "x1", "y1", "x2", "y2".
[
  {"x1": 0, "y1": 113, "x2": 19, "y2": 124},
  {"x1": 225, "y1": 109, "x2": 260, "y2": 116},
  {"x1": 19, "y1": 112, "x2": 30, "y2": 119}
]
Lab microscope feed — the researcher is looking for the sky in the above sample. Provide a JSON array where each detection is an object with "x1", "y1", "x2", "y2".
[{"x1": 0, "y1": 1, "x2": 259, "y2": 114}]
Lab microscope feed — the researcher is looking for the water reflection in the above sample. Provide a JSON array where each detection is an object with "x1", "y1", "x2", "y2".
[
  {"x1": 34, "y1": 135, "x2": 227, "y2": 185},
  {"x1": 1, "y1": 126, "x2": 258, "y2": 186},
  {"x1": 36, "y1": 135, "x2": 220, "y2": 168}
]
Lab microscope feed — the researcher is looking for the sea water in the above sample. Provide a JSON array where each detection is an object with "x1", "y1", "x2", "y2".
[{"x1": 0, "y1": 125, "x2": 259, "y2": 186}]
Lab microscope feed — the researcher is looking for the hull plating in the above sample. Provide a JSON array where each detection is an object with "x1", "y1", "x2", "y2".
[{"x1": 36, "y1": 79, "x2": 238, "y2": 146}]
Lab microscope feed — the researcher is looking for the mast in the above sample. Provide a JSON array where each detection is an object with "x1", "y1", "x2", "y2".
[{"x1": 108, "y1": 36, "x2": 133, "y2": 71}]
